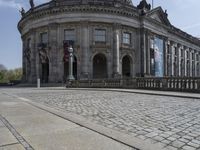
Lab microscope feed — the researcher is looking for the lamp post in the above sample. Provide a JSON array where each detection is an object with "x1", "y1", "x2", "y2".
[{"x1": 67, "y1": 45, "x2": 75, "y2": 80}]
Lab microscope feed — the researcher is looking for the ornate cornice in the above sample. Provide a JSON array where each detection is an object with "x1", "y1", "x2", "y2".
[{"x1": 18, "y1": 4, "x2": 139, "y2": 31}]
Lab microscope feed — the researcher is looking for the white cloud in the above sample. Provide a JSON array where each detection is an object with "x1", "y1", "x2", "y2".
[
  {"x1": 0, "y1": 0, "x2": 23, "y2": 9},
  {"x1": 182, "y1": 23, "x2": 200, "y2": 30},
  {"x1": 0, "y1": 0, "x2": 50, "y2": 10}
]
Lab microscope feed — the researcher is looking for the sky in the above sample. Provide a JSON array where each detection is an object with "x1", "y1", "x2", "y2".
[{"x1": 0, "y1": 0, "x2": 200, "y2": 70}]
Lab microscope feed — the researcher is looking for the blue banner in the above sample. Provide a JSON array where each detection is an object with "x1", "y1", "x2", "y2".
[{"x1": 154, "y1": 38, "x2": 164, "y2": 77}]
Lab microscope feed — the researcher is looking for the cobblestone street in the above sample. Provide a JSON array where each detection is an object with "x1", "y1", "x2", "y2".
[{"x1": 3, "y1": 88, "x2": 200, "y2": 150}]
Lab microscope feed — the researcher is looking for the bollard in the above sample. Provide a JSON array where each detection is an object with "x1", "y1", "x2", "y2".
[{"x1": 37, "y1": 78, "x2": 40, "y2": 88}]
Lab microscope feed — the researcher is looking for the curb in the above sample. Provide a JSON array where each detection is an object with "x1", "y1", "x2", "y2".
[{"x1": 65, "y1": 88, "x2": 200, "y2": 100}]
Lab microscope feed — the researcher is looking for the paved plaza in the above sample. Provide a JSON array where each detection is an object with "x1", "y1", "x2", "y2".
[{"x1": 0, "y1": 88, "x2": 200, "y2": 150}]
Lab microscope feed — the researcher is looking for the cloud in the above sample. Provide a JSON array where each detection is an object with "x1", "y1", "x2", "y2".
[
  {"x1": 0, "y1": 0, "x2": 50, "y2": 10},
  {"x1": 182, "y1": 23, "x2": 200, "y2": 30},
  {"x1": 0, "y1": 0, "x2": 23, "y2": 9}
]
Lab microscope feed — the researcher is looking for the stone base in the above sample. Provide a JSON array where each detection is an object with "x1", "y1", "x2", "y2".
[
  {"x1": 113, "y1": 73, "x2": 121, "y2": 79},
  {"x1": 80, "y1": 72, "x2": 89, "y2": 80}
]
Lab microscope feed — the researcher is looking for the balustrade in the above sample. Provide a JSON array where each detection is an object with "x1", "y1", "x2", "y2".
[{"x1": 67, "y1": 77, "x2": 200, "y2": 92}]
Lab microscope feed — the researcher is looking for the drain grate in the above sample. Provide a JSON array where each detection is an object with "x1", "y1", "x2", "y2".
[{"x1": 0, "y1": 114, "x2": 34, "y2": 150}]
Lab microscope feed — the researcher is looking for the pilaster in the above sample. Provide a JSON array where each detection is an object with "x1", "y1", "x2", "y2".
[
  {"x1": 113, "y1": 23, "x2": 121, "y2": 78},
  {"x1": 80, "y1": 21, "x2": 89, "y2": 79}
]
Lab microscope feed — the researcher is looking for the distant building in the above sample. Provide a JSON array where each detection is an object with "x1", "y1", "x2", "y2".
[{"x1": 18, "y1": 0, "x2": 200, "y2": 83}]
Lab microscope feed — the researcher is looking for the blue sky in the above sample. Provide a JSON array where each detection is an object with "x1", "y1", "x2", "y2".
[{"x1": 0, "y1": 0, "x2": 200, "y2": 69}]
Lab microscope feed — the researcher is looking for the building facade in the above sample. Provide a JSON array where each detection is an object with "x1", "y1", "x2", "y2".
[{"x1": 18, "y1": 0, "x2": 200, "y2": 83}]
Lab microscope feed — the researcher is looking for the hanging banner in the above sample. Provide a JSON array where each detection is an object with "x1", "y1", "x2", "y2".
[{"x1": 154, "y1": 37, "x2": 164, "y2": 77}]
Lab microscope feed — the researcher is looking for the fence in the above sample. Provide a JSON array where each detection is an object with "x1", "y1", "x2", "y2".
[{"x1": 67, "y1": 77, "x2": 200, "y2": 92}]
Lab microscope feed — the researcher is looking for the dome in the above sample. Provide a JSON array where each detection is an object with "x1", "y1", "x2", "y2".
[{"x1": 53, "y1": 0, "x2": 133, "y2": 6}]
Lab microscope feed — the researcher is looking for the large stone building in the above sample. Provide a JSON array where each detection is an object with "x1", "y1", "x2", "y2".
[{"x1": 18, "y1": 0, "x2": 200, "y2": 83}]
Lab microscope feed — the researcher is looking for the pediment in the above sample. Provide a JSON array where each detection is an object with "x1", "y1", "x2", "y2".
[{"x1": 146, "y1": 7, "x2": 171, "y2": 26}]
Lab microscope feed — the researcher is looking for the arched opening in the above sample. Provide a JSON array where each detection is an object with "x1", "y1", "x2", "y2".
[
  {"x1": 93, "y1": 53, "x2": 107, "y2": 79},
  {"x1": 73, "y1": 56, "x2": 77, "y2": 79},
  {"x1": 41, "y1": 58, "x2": 49, "y2": 83},
  {"x1": 64, "y1": 56, "x2": 77, "y2": 82},
  {"x1": 122, "y1": 55, "x2": 132, "y2": 78}
]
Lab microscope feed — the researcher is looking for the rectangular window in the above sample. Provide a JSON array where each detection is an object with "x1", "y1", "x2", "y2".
[
  {"x1": 123, "y1": 32, "x2": 131, "y2": 44},
  {"x1": 64, "y1": 29, "x2": 76, "y2": 41},
  {"x1": 192, "y1": 53, "x2": 195, "y2": 60},
  {"x1": 187, "y1": 51, "x2": 189, "y2": 59},
  {"x1": 174, "y1": 47, "x2": 177, "y2": 56},
  {"x1": 94, "y1": 29, "x2": 106, "y2": 42},
  {"x1": 40, "y1": 32, "x2": 48, "y2": 44},
  {"x1": 167, "y1": 45, "x2": 170, "y2": 54},
  {"x1": 181, "y1": 49, "x2": 184, "y2": 57}
]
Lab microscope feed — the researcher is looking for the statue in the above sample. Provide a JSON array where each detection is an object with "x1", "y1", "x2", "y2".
[
  {"x1": 19, "y1": 7, "x2": 25, "y2": 17},
  {"x1": 29, "y1": 0, "x2": 35, "y2": 9}
]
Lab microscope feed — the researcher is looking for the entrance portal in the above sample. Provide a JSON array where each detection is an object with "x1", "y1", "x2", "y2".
[
  {"x1": 122, "y1": 55, "x2": 132, "y2": 77},
  {"x1": 41, "y1": 59, "x2": 49, "y2": 83},
  {"x1": 93, "y1": 54, "x2": 107, "y2": 79}
]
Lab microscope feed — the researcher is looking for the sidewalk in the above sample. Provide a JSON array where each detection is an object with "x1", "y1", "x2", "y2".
[{"x1": 0, "y1": 92, "x2": 133, "y2": 150}]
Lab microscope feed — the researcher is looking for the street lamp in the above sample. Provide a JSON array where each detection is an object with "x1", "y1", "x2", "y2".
[{"x1": 67, "y1": 45, "x2": 75, "y2": 80}]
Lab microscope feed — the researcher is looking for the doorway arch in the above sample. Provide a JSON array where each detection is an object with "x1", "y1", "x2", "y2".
[
  {"x1": 122, "y1": 55, "x2": 132, "y2": 78},
  {"x1": 93, "y1": 53, "x2": 107, "y2": 79},
  {"x1": 41, "y1": 58, "x2": 49, "y2": 83}
]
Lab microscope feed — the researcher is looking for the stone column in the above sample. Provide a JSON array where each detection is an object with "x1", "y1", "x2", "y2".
[
  {"x1": 48, "y1": 23, "x2": 59, "y2": 82},
  {"x1": 30, "y1": 30, "x2": 37, "y2": 83},
  {"x1": 195, "y1": 52, "x2": 197, "y2": 77},
  {"x1": 164, "y1": 40, "x2": 168, "y2": 76},
  {"x1": 146, "y1": 32, "x2": 151, "y2": 76},
  {"x1": 190, "y1": 49, "x2": 193, "y2": 77},
  {"x1": 35, "y1": 31, "x2": 40, "y2": 83},
  {"x1": 57, "y1": 26, "x2": 64, "y2": 82},
  {"x1": 80, "y1": 21, "x2": 89, "y2": 79},
  {"x1": 146, "y1": 36, "x2": 151, "y2": 75},
  {"x1": 177, "y1": 44, "x2": 181, "y2": 76},
  {"x1": 113, "y1": 23, "x2": 120, "y2": 78},
  {"x1": 170, "y1": 41, "x2": 174, "y2": 76},
  {"x1": 140, "y1": 28, "x2": 147, "y2": 77},
  {"x1": 22, "y1": 39, "x2": 26, "y2": 82},
  {"x1": 184, "y1": 47, "x2": 188, "y2": 76}
]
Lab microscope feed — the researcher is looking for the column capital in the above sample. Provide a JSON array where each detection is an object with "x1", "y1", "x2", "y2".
[
  {"x1": 113, "y1": 23, "x2": 121, "y2": 30},
  {"x1": 80, "y1": 20, "x2": 89, "y2": 27}
]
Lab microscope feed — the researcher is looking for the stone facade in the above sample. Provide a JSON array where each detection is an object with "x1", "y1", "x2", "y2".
[{"x1": 18, "y1": 0, "x2": 200, "y2": 83}]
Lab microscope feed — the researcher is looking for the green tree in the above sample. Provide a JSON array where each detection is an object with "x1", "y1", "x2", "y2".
[{"x1": 0, "y1": 67, "x2": 22, "y2": 83}]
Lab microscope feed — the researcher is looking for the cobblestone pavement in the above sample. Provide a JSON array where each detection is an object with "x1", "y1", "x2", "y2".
[{"x1": 4, "y1": 88, "x2": 200, "y2": 150}]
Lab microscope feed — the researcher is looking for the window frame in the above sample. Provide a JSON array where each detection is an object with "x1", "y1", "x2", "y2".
[
  {"x1": 94, "y1": 29, "x2": 106, "y2": 43},
  {"x1": 40, "y1": 32, "x2": 48, "y2": 44},
  {"x1": 122, "y1": 32, "x2": 131, "y2": 45},
  {"x1": 64, "y1": 29, "x2": 76, "y2": 42}
]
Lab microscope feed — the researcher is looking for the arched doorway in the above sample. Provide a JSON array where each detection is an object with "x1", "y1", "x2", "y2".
[
  {"x1": 73, "y1": 56, "x2": 77, "y2": 79},
  {"x1": 41, "y1": 58, "x2": 49, "y2": 83},
  {"x1": 93, "y1": 54, "x2": 107, "y2": 79},
  {"x1": 64, "y1": 56, "x2": 77, "y2": 81},
  {"x1": 122, "y1": 55, "x2": 132, "y2": 78}
]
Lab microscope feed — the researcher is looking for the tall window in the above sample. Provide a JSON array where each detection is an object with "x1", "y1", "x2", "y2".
[
  {"x1": 40, "y1": 32, "x2": 48, "y2": 44},
  {"x1": 64, "y1": 29, "x2": 76, "y2": 41},
  {"x1": 94, "y1": 29, "x2": 106, "y2": 42},
  {"x1": 123, "y1": 32, "x2": 131, "y2": 44}
]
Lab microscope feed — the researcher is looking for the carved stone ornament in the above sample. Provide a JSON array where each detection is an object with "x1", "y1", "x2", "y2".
[
  {"x1": 24, "y1": 48, "x2": 31, "y2": 62},
  {"x1": 39, "y1": 48, "x2": 48, "y2": 64},
  {"x1": 29, "y1": 0, "x2": 35, "y2": 9},
  {"x1": 19, "y1": 7, "x2": 25, "y2": 17}
]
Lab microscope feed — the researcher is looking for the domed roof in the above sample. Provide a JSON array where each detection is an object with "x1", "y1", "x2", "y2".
[{"x1": 54, "y1": 0, "x2": 133, "y2": 6}]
